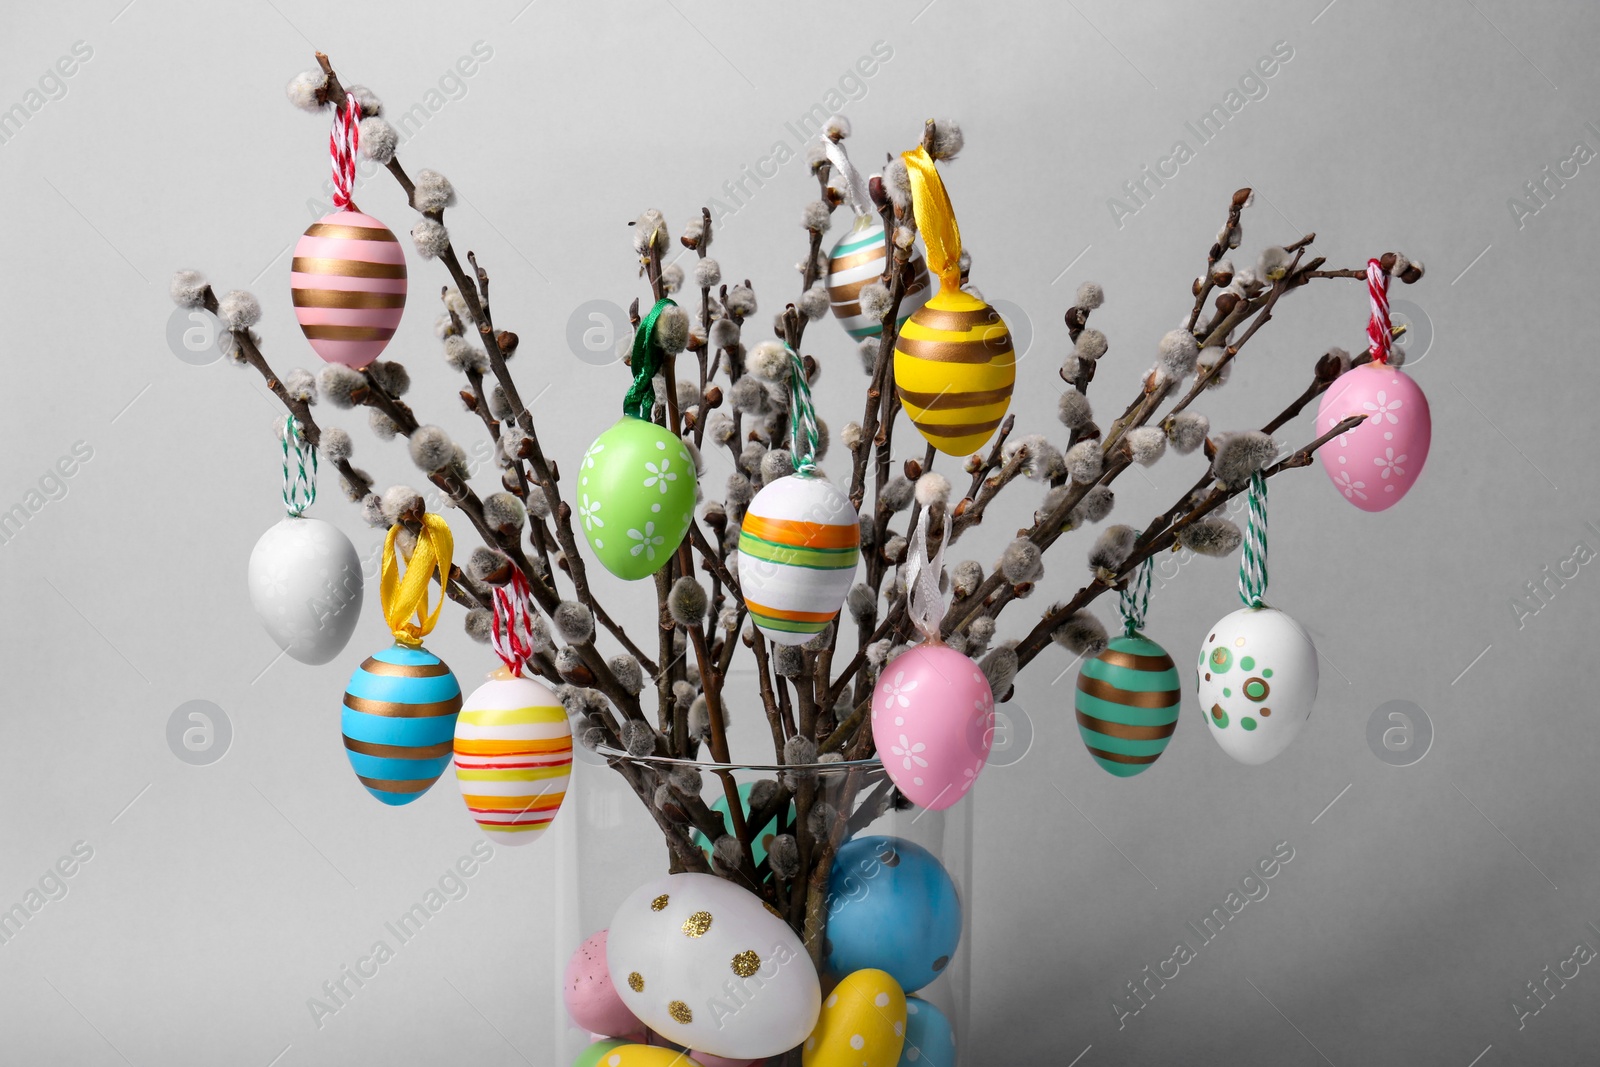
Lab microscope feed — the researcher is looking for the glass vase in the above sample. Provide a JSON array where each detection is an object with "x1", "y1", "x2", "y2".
[{"x1": 553, "y1": 745, "x2": 974, "y2": 1066}]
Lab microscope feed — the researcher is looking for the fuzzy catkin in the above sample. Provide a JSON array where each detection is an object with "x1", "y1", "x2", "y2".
[
  {"x1": 1211, "y1": 431, "x2": 1278, "y2": 487},
  {"x1": 952, "y1": 560, "x2": 984, "y2": 598},
  {"x1": 1167, "y1": 411, "x2": 1210, "y2": 454},
  {"x1": 1076, "y1": 328, "x2": 1108, "y2": 361},
  {"x1": 464, "y1": 608, "x2": 492, "y2": 643},
  {"x1": 413, "y1": 169, "x2": 456, "y2": 213},
  {"x1": 1178, "y1": 517, "x2": 1243, "y2": 556},
  {"x1": 169, "y1": 270, "x2": 208, "y2": 308},
  {"x1": 621, "y1": 720, "x2": 658, "y2": 758},
  {"x1": 668, "y1": 577, "x2": 709, "y2": 625},
  {"x1": 1065, "y1": 441, "x2": 1103, "y2": 483},
  {"x1": 359, "y1": 117, "x2": 397, "y2": 163},
  {"x1": 999, "y1": 539, "x2": 1044, "y2": 584},
  {"x1": 1057, "y1": 389, "x2": 1092, "y2": 429},
  {"x1": 1052, "y1": 610, "x2": 1108, "y2": 656},
  {"x1": 482, "y1": 491, "x2": 525, "y2": 532},
  {"x1": 1126, "y1": 426, "x2": 1167, "y2": 466},
  {"x1": 380, "y1": 486, "x2": 423, "y2": 524},
  {"x1": 411, "y1": 218, "x2": 450, "y2": 259},
  {"x1": 747, "y1": 340, "x2": 788, "y2": 381},
  {"x1": 1089, "y1": 524, "x2": 1137, "y2": 572},
  {"x1": 409, "y1": 425, "x2": 454, "y2": 472},
  {"x1": 553, "y1": 601, "x2": 595, "y2": 644},
  {"x1": 654, "y1": 305, "x2": 690, "y2": 354}
]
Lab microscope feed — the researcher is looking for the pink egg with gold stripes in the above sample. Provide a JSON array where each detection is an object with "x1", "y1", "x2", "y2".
[{"x1": 291, "y1": 209, "x2": 407, "y2": 368}]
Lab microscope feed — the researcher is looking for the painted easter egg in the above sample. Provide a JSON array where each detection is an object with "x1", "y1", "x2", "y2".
[
  {"x1": 824, "y1": 836, "x2": 961, "y2": 994},
  {"x1": 1197, "y1": 607, "x2": 1319, "y2": 765},
  {"x1": 1074, "y1": 633, "x2": 1181, "y2": 777},
  {"x1": 454, "y1": 671, "x2": 571, "y2": 842},
  {"x1": 826, "y1": 214, "x2": 932, "y2": 339},
  {"x1": 579, "y1": 416, "x2": 697, "y2": 581},
  {"x1": 573, "y1": 1039, "x2": 630, "y2": 1067},
  {"x1": 607, "y1": 872, "x2": 820, "y2": 1059},
  {"x1": 291, "y1": 210, "x2": 407, "y2": 368},
  {"x1": 892, "y1": 288, "x2": 1015, "y2": 457},
  {"x1": 801, "y1": 969, "x2": 906, "y2": 1067},
  {"x1": 871, "y1": 643, "x2": 994, "y2": 810},
  {"x1": 575, "y1": 1043, "x2": 703, "y2": 1067},
  {"x1": 738, "y1": 474, "x2": 860, "y2": 646},
  {"x1": 341, "y1": 644, "x2": 462, "y2": 805},
  {"x1": 247, "y1": 516, "x2": 363, "y2": 665},
  {"x1": 691, "y1": 781, "x2": 788, "y2": 868},
  {"x1": 565, "y1": 930, "x2": 646, "y2": 1039},
  {"x1": 902, "y1": 997, "x2": 957, "y2": 1067},
  {"x1": 1316, "y1": 362, "x2": 1431, "y2": 512}
]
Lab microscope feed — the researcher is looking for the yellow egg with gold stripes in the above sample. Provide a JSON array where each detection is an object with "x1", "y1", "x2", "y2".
[
  {"x1": 893, "y1": 288, "x2": 1016, "y2": 456},
  {"x1": 453, "y1": 670, "x2": 571, "y2": 843},
  {"x1": 737, "y1": 474, "x2": 860, "y2": 646}
]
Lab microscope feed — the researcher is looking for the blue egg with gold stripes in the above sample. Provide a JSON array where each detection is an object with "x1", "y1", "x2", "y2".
[
  {"x1": 342, "y1": 643, "x2": 463, "y2": 805},
  {"x1": 1074, "y1": 633, "x2": 1181, "y2": 777}
]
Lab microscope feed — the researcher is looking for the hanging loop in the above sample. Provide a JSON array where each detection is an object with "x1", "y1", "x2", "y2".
[
  {"x1": 624, "y1": 297, "x2": 676, "y2": 420},
  {"x1": 281, "y1": 414, "x2": 318, "y2": 517},
  {"x1": 491, "y1": 569, "x2": 537, "y2": 676},
  {"x1": 905, "y1": 505, "x2": 951, "y2": 641},
  {"x1": 1238, "y1": 471, "x2": 1269, "y2": 608},
  {"x1": 380, "y1": 513, "x2": 454, "y2": 648},
  {"x1": 330, "y1": 92, "x2": 361, "y2": 211},
  {"x1": 1365, "y1": 258, "x2": 1392, "y2": 365},
  {"x1": 786, "y1": 344, "x2": 819, "y2": 476},
  {"x1": 1118, "y1": 558, "x2": 1153, "y2": 636}
]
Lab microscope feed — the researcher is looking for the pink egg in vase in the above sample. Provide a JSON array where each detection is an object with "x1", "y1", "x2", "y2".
[{"x1": 1316, "y1": 361, "x2": 1430, "y2": 512}]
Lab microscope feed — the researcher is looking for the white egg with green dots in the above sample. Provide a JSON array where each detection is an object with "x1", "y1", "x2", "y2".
[{"x1": 1196, "y1": 606, "x2": 1319, "y2": 766}]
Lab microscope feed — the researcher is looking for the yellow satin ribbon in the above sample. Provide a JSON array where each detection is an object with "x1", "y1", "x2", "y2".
[
  {"x1": 901, "y1": 143, "x2": 964, "y2": 293},
  {"x1": 380, "y1": 513, "x2": 454, "y2": 648}
]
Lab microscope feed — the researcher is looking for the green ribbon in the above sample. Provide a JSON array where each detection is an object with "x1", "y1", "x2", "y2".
[
  {"x1": 624, "y1": 297, "x2": 676, "y2": 420},
  {"x1": 282, "y1": 414, "x2": 317, "y2": 517},
  {"x1": 1118, "y1": 556, "x2": 1153, "y2": 636},
  {"x1": 786, "y1": 344, "x2": 819, "y2": 476},
  {"x1": 1238, "y1": 470, "x2": 1268, "y2": 608}
]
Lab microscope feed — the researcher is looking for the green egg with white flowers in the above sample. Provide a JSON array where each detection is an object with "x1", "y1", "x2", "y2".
[{"x1": 577, "y1": 415, "x2": 697, "y2": 581}]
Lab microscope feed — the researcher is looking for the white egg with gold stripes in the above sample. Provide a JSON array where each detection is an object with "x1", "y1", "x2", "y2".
[
  {"x1": 453, "y1": 669, "x2": 572, "y2": 843},
  {"x1": 826, "y1": 215, "x2": 932, "y2": 339}
]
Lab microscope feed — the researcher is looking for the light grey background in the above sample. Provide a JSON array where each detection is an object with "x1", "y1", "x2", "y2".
[{"x1": 1, "y1": 0, "x2": 1596, "y2": 1063}]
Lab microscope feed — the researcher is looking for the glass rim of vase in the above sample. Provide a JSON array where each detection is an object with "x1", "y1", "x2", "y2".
[{"x1": 592, "y1": 744, "x2": 884, "y2": 774}]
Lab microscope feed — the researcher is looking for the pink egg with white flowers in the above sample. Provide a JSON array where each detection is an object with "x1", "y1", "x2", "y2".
[
  {"x1": 872, "y1": 642, "x2": 994, "y2": 810},
  {"x1": 1316, "y1": 362, "x2": 1430, "y2": 512},
  {"x1": 564, "y1": 929, "x2": 645, "y2": 1038}
]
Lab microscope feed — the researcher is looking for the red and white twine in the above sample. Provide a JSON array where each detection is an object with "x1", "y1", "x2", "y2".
[
  {"x1": 1365, "y1": 257, "x2": 1392, "y2": 365},
  {"x1": 490, "y1": 569, "x2": 537, "y2": 677},
  {"x1": 329, "y1": 91, "x2": 361, "y2": 210}
]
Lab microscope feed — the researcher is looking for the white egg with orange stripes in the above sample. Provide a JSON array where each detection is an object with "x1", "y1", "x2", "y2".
[
  {"x1": 737, "y1": 474, "x2": 860, "y2": 646},
  {"x1": 453, "y1": 669, "x2": 571, "y2": 843}
]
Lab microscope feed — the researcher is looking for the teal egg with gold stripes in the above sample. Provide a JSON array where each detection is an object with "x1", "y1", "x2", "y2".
[
  {"x1": 1074, "y1": 633, "x2": 1181, "y2": 777},
  {"x1": 342, "y1": 644, "x2": 463, "y2": 805}
]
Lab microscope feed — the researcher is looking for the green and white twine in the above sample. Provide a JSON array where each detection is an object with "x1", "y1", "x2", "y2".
[
  {"x1": 786, "y1": 344, "x2": 819, "y2": 476},
  {"x1": 1118, "y1": 556, "x2": 1154, "y2": 636},
  {"x1": 1238, "y1": 470, "x2": 1268, "y2": 607},
  {"x1": 282, "y1": 414, "x2": 318, "y2": 517}
]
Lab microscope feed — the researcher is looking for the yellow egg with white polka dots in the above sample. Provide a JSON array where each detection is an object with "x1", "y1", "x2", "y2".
[
  {"x1": 802, "y1": 968, "x2": 906, "y2": 1067},
  {"x1": 579, "y1": 1044, "x2": 704, "y2": 1067}
]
